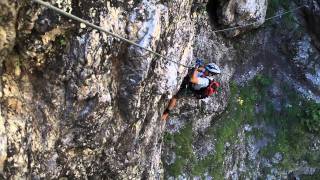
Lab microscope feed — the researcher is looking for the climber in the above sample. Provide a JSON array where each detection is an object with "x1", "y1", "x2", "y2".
[{"x1": 161, "y1": 59, "x2": 221, "y2": 121}]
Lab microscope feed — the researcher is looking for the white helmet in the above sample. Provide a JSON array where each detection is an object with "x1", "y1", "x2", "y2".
[{"x1": 205, "y1": 63, "x2": 221, "y2": 74}]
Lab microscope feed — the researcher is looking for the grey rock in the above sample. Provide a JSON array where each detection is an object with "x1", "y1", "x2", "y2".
[
  {"x1": 1, "y1": 0, "x2": 320, "y2": 179},
  {"x1": 217, "y1": 0, "x2": 268, "y2": 36},
  {"x1": 272, "y1": 152, "x2": 283, "y2": 164}
]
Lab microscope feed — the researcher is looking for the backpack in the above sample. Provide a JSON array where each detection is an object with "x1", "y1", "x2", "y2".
[
  {"x1": 192, "y1": 77, "x2": 220, "y2": 99},
  {"x1": 179, "y1": 68, "x2": 220, "y2": 99}
]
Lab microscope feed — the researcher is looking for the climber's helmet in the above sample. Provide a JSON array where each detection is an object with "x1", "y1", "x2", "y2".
[{"x1": 205, "y1": 63, "x2": 221, "y2": 75}]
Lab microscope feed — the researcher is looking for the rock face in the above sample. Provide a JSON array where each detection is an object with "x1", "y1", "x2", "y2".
[
  {"x1": 302, "y1": 0, "x2": 320, "y2": 46},
  {"x1": 163, "y1": 0, "x2": 320, "y2": 179},
  {"x1": 212, "y1": 0, "x2": 268, "y2": 36},
  {"x1": 0, "y1": 1, "x2": 18, "y2": 57},
  {"x1": 0, "y1": 0, "x2": 319, "y2": 179},
  {"x1": 0, "y1": 0, "x2": 195, "y2": 178}
]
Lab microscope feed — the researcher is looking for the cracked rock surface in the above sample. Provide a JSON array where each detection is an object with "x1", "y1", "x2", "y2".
[{"x1": 0, "y1": 0, "x2": 319, "y2": 179}]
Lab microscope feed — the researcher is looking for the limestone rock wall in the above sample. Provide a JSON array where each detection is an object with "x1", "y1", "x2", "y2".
[
  {"x1": 212, "y1": 0, "x2": 268, "y2": 36},
  {"x1": 2, "y1": 0, "x2": 319, "y2": 179},
  {"x1": 0, "y1": 0, "x2": 195, "y2": 179},
  {"x1": 162, "y1": 0, "x2": 320, "y2": 179}
]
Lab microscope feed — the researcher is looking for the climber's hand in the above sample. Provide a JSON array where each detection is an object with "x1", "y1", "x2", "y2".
[{"x1": 195, "y1": 58, "x2": 204, "y2": 68}]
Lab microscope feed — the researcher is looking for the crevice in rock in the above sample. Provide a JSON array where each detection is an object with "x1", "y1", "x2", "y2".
[
  {"x1": 303, "y1": 9, "x2": 320, "y2": 50},
  {"x1": 206, "y1": 0, "x2": 222, "y2": 25}
]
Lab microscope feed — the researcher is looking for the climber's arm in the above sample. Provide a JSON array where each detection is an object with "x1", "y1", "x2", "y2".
[{"x1": 190, "y1": 68, "x2": 200, "y2": 84}]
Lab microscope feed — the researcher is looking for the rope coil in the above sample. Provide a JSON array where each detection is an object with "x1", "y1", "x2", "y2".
[{"x1": 32, "y1": 0, "x2": 305, "y2": 68}]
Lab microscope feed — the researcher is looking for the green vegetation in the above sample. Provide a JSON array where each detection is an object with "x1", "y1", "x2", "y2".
[
  {"x1": 300, "y1": 101, "x2": 320, "y2": 133},
  {"x1": 164, "y1": 74, "x2": 320, "y2": 178},
  {"x1": 14, "y1": 57, "x2": 22, "y2": 67},
  {"x1": 191, "y1": 155, "x2": 215, "y2": 176},
  {"x1": 267, "y1": 0, "x2": 291, "y2": 17},
  {"x1": 266, "y1": 0, "x2": 296, "y2": 28},
  {"x1": 202, "y1": 76, "x2": 272, "y2": 178},
  {"x1": 259, "y1": 85, "x2": 320, "y2": 170},
  {"x1": 0, "y1": 15, "x2": 8, "y2": 25},
  {"x1": 164, "y1": 123, "x2": 218, "y2": 177},
  {"x1": 301, "y1": 170, "x2": 320, "y2": 180},
  {"x1": 164, "y1": 124, "x2": 193, "y2": 177},
  {"x1": 253, "y1": 74, "x2": 273, "y2": 91},
  {"x1": 57, "y1": 36, "x2": 67, "y2": 46},
  {"x1": 164, "y1": 79, "x2": 262, "y2": 178},
  {"x1": 55, "y1": 34, "x2": 70, "y2": 48}
]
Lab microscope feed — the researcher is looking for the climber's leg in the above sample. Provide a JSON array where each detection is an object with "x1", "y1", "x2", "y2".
[{"x1": 161, "y1": 96, "x2": 177, "y2": 121}]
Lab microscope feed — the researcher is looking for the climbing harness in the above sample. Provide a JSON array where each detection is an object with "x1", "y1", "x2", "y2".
[{"x1": 32, "y1": 0, "x2": 305, "y2": 68}]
